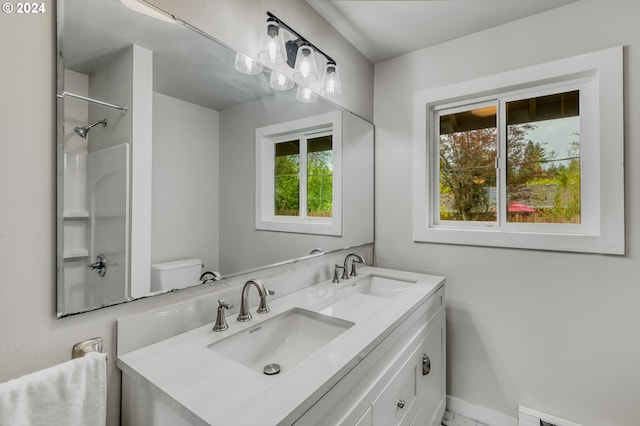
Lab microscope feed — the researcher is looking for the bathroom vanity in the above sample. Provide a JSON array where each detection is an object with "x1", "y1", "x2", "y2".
[{"x1": 116, "y1": 267, "x2": 445, "y2": 425}]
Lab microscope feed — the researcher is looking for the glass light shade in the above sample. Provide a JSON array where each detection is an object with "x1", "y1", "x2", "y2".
[
  {"x1": 258, "y1": 20, "x2": 286, "y2": 65},
  {"x1": 293, "y1": 44, "x2": 319, "y2": 83},
  {"x1": 319, "y1": 62, "x2": 342, "y2": 97},
  {"x1": 234, "y1": 53, "x2": 263, "y2": 75},
  {"x1": 296, "y1": 86, "x2": 318, "y2": 103},
  {"x1": 270, "y1": 71, "x2": 295, "y2": 91}
]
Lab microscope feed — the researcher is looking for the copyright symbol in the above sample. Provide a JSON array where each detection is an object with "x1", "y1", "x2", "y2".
[{"x1": 2, "y1": 3, "x2": 13, "y2": 13}]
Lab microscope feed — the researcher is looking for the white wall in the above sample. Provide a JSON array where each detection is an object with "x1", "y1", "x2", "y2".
[
  {"x1": 152, "y1": 92, "x2": 220, "y2": 272},
  {"x1": 88, "y1": 46, "x2": 133, "y2": 152},
  {"x1": 374, "y1": 1, "x2": 640, "y2": 425},
  {"x1": 0, "y1": 1, "x2": 371, "y2": 425}
]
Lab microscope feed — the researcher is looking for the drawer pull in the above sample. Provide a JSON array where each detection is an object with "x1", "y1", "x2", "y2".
[
  {"x1": 422, "y1": 354, "x2": 431, "y2": 375},
  {"x1": 397, "y1": 399, "x2": 406, "y2": 409}
]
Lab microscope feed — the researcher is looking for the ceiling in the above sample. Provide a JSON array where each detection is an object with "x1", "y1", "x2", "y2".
[
  {"x1": 63, "y1": 0, "x2": 277, "y2": 111},
  {"x1": 306, "y1": 0, "x2": 579, "y2": 64}
]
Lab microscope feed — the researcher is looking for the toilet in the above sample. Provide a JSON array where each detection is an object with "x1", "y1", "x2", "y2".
[{"x1": 150, "y1": 258, "x2": 202, "y2": 292}]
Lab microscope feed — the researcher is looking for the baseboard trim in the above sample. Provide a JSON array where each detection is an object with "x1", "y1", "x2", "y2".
[{"x1": 446, "y1": 396, "x2": 518, "y2": 426}]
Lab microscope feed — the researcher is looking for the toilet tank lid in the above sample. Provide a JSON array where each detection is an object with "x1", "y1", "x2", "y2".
[{"x1": 151, "y1": 258, "x2": 202, "y2": 271}]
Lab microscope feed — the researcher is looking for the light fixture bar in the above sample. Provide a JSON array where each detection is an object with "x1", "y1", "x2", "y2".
[{"x1": 266, "y1": 11, "x2": 336, "y2": 65}]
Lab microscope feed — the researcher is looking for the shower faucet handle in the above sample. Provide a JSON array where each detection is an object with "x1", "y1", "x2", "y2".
[{"x1": 88, "y1": 254, "x2": 107, "y2": 277}]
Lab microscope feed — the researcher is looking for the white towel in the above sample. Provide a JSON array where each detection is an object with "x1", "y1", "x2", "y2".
[{"x1": 0, "y1": 352, "x2": 107, "y2": 426}]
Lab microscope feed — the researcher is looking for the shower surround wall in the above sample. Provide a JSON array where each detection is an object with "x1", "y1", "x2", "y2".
[
  {"x1": 61, "y1": 70, "x2": 90, "y2": 314},
  {"x1": 61, "y1": 45, "x2": 154, "y2": 307}
]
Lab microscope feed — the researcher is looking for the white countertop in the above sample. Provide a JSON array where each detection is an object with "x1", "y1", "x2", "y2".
[{"x1": 117, "y1": 266, "x2": 445, "y2": 426}]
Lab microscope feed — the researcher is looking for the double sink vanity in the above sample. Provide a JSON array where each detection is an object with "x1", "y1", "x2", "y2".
[{"x1": 117, "y1": 262, "x2": 445, "y2": 426}]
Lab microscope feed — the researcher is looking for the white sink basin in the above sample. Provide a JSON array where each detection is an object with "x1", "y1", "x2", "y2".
[
  {"x1": 345, "y1": 275, "x2": 416, "y2": 299},
  {"x1": 207, "y1": 307, "x2": 354, "y2": 374}
]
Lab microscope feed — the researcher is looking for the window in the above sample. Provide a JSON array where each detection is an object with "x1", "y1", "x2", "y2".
[
  {"x1": 437, "y1": 90, "x2": 580, "y2": 225},
  {"x1": 256, "y1": 111, "x2": 342, "y2": 235},
  {"x1": 413, "y1": 47, "x2": 624, "y2": 254}
]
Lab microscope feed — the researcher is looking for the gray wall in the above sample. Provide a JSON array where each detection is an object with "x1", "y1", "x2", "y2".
[
  {"x1": 0, "y1": 1, "x2": 372, "y2": 425},
  {"x1": 374, "y1": 0, "x2": 640, "y2": 425},
  {"x1": 152, "y1": 92, "x2": 220, "y2": 272},
  {"x1": 218, "y1": 96, "x2": 374, "y2": 275}
]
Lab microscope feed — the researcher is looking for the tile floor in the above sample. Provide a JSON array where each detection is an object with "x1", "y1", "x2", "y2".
[{"x1": 442, "y1": 409, "x2": 489, "y2": 426}]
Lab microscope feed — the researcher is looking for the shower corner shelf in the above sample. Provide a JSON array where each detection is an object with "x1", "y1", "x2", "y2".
[
  {"x1": 63, "y1": 210, "x2": 90, "y2": 219},
  {"x1": 63, "y1": 248, "x2": 89, "y2": 259}
]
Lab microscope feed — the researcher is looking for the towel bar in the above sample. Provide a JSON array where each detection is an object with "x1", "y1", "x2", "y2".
[{"x1": 71, "y1": 337, "x2": 104, "y2": 359}]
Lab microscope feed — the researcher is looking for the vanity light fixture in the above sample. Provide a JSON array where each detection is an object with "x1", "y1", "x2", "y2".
[
  {"x1": 261, "y1": 11, "x2": 343, "y2": 98},
  {"x1": 293, "y1": 43, "x2": 319, "y2": 83},
  {"x1": 234, "y1": 52, "x2": 264, "y2": 75},
  {"x1": 296, "y1": 86, "x2": 318, "y2": 104},
  {"x1": 319, "y1": 61, "x2": 342, "y2": 97},
  {"x1": 258, "y1": 17, "x2": 286, "y2": 65},
  {"x1": 270, "y1": 70, "x2": 295, "y2": 91}
]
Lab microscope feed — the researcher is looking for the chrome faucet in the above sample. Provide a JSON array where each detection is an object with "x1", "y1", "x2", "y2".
[
  {"x1": 200, "y1": 270, "x2": 222, "y2": 284},
  {"x1": 237, "y1": 279, "x2": 275, "y2": 322},
  {"x1": 342, "y1": 253, "x2": 365, "y2": 280}
]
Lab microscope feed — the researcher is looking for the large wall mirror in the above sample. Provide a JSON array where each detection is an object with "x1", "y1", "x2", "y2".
[{"x1": 56, "y1": 0, "x2": 374, "y2": 317}]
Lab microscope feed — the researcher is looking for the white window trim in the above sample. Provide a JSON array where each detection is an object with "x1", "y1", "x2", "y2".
[
  {"x1": 412, "y1": 46, "x2": 624, "y2": 254},
  {"x1": 256, "y1": 110, "x2": 342, "y2": 236}
]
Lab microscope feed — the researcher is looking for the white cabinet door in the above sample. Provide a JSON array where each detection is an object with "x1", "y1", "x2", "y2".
[
  {"x1": 372, "y1": 346, "x2": 420, "y2": 425},
  {"x1": 373, "y1": 309, "x2": 446, "y2": 426},
  {"x1": 412, "y1": 310, "x2": 446, "y2": 426},
  {"x1": 354, "y1": 406, "x2": 373, "y2": 426}
]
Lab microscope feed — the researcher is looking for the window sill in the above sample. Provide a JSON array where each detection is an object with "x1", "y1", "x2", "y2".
[{"x1": 413, "y1": 226, "x2": 623, "y2": 255}]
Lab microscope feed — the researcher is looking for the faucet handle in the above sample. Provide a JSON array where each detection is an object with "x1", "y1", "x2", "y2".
[
  {"x1": 218, "y1": 299, "x2": 233, "y2": 309},
  {"x1": 213, "y1": 299, "x2": 233, "y2": 332},
  {"x1": 333, "y1": 265, "x2": 346, "y2": 283},
  {"x1": 349, "y1": 258, "x2": 363, "y2": 277},
  {"x1": 256, "y1": 285, "x2": 275, "y2": 314}
]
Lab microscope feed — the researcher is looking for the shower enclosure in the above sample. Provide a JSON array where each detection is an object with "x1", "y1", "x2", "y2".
[{"x1": 58, "y1": 70, "x2": 131, "y2": 315}]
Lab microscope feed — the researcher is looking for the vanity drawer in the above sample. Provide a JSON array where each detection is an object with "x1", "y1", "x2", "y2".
[{"x1": 371, "y1": 347, "x2": 419, "y2": 426}]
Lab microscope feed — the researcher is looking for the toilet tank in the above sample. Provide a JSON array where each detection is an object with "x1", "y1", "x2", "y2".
[{"x1": 150, "y1": 258, "x2": 202, "y2": 292}]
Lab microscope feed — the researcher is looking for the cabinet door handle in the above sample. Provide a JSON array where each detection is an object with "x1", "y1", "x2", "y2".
[
  {"x1": 396, "y1": 399, "x2": 406, "y2": 409},
  {"x1": 422, "y1": 354, "x2": 431, "y2": 375}
]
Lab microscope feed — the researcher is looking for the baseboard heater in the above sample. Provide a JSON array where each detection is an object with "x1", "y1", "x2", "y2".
[{"x1": 518, "y1": 406, "x2": 584, "y2": 426}]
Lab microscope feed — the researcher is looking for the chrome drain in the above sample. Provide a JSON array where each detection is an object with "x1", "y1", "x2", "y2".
[{"x1": 263, "y1": 363, "x2": 281, "y2": 375}]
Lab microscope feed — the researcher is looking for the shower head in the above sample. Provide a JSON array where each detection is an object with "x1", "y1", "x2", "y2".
[{"x1": 74, "y1": 119, "x2": 108, "y2": 139}]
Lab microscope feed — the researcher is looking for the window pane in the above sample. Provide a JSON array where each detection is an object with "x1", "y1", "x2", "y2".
[
  {"x1": 307, "y1": 135, "x2": 333, "y2": 217},
  {"x1": 274, "y1": 140, "x2": 300, "y2": 216},
  {"x1": 439, "y1": 106, "x2": 497, "y2": 221},
  {"x1": 506, "y1": 90, "x2": 580, "y2": 223}
]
